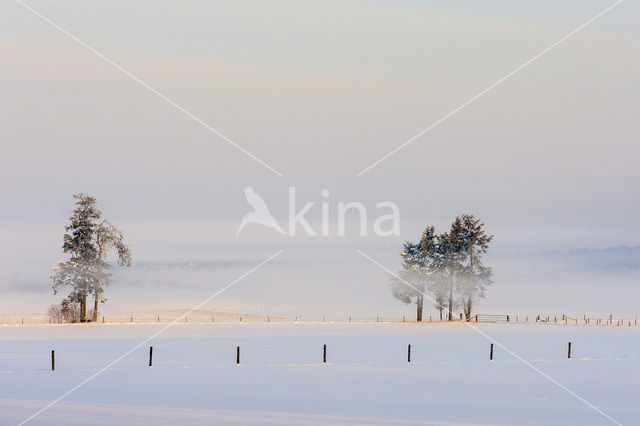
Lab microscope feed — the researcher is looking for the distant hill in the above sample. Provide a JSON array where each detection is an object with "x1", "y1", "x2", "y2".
[{"x1": 536, "y1": 245, "x2": 640, "y2": 275}]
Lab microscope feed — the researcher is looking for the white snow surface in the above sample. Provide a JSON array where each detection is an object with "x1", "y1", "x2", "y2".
[{"x1": 1, "y1": 322, "x2": 639, "y2": 425}]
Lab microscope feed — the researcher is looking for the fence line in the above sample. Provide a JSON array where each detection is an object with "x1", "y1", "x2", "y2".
[
  {"x1": 2, "y1": 313, "x2": 639, "y2": 326},
  {"x1": 8, "y1": 340, "x2": 636, "y2": 372}
]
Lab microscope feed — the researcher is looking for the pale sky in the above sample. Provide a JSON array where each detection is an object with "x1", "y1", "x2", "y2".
[{"x1": 1, "y1": 0, "x2": 639, "y2": 314}]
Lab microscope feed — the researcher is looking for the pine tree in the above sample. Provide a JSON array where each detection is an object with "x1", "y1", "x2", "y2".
[
  {"x1": 389, "y1": 227, "x2": 437, "y2": 321},
  {"x1": 457, "y1": 214, "x2": 493, "y2": 320},
  {"x1": 52, "y1": 194, "x2": 101, "y2": 322},
  {"x1": 434, "y1": 218, "x2": 466, "y2": 321},
  {"x1": 51, "y1": 194, "x2": 131, "y2": 322}
]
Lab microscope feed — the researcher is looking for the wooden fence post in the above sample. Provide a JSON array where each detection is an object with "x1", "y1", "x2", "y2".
[
  {"x1": 236, "y1": 346, "x2": 240, "y2": 365},
  {"x1": 51, "y1": 350, "x2": 55, "y2": 371},
  {"x1": 130, "y1": 317, "x2": 133, "y2": 323},
  {"x1": 149, "y1": 346, "x2": 153, "y2": 367},
  {"x1": 567, "y1": 342, "x2": 571, "y2": 359},
  {"x1": 407, "y1": 344, "x2": 411, "y2": 363},
  {"x1": 323, "y1": 344, "x2": 327, "y2": 363},
  {"x1": 490, "y1": 343, "x2": 494, "y2": 361}
]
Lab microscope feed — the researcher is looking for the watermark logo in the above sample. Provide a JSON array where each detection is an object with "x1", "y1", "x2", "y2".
[
  {"x1": 237, "y1": 186, "x2": 399, "y2": 236},
  {"x1": 236, "y1": 186, "x2": 285, "y2": 235}
]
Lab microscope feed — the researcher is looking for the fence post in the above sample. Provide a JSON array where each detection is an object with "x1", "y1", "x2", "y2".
[
  {"x1": 130, "y1": 317, "x2": 133, "y2": 323},
  {"x1": 240, "y1": 317, "x2": 242, "y2": 323},
  {"x1": 185, "y1": 317, "x2": 188, "y2": 323},
  {"x1": 429, "y1": 315, "x2": 432, "y2": 323},
  {"x1": 157, "y1": 316, "x2": 160, "y2": 323},
  {"x1": 236, "y1": 346, "x2": 240, "y2": 365},
  {"x1": 407, "y1": 344, "x2": 411, "y2": 363},
  {"x1": 149, "y1": 346, "x2": 153, "y2": 367},
  {"x1": 567, "y1": 342, "x2": 571, "y2": 359},
  {"x1": 51, "y1": 350, "x2": 55, "y2": 371},
  {"x1": 403, "y1": 315, "x2": 405, "y2": 323},
  {"x1": 102, "y1": 316, "x2": 105, "y2": 323},
  {"x1": 490, "y1": 343, "x2": 494, "y2": 361},
  {"x1": 22, "y1": 317, "x2": 24, "y2": 325},
  {"x1": 323, "y1": 344, "x2": 327, "y2": 363}
]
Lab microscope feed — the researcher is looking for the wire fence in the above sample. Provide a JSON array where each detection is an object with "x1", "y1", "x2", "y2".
[{"x1": 2, "y1": 312, "x2": 638, "y2": 326}]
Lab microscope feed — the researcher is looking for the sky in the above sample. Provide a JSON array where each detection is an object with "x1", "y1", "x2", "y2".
[{"x1": 1, "y1": 0, "x2": 639, "y2": 315}]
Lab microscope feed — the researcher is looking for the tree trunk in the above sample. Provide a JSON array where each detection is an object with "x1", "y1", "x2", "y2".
[
  {"x1": 448, "y1": 277, "x2": 454, "y2": 321},
  {"x1": 92, "y1": 290, "x2": 100, "y2": 322},
  {"x1": 80, "y1": 290, "x2": 87, "y2": 322},
  {"x1": 416, "y1": 294, "x2": 423, "y2": 322},
  {"x1": 466, "y1": 296, "x2": 472, "y2": 321},
  {"x1": 439, "y1": 307, "x2": 443, "y2": 321}
]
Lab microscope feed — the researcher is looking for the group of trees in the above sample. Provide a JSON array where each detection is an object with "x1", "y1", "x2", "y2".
[
  {"x1": 389, "y1": 214, "x2": 493, "y2": 322},
  {"x1": 50, "y1": 194, "x2": 131, "y2": 322}
]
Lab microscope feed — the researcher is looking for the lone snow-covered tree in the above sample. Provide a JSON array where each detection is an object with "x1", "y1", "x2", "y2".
[
  {"x1": 457, "y1": 214, "x2": 493, "y2": 320},
  {"x1": 51, "y1": 194, "x2": 131, "y2": 322}
]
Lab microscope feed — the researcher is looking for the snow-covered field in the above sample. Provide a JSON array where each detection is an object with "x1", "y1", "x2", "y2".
[{"x1": 1, "y1": 322, "x2": 638, "y2": 425}]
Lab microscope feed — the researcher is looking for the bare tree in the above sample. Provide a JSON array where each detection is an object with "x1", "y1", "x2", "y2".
[{"x1": 92, "y1": 221, "x2": 131, "y2": 321}]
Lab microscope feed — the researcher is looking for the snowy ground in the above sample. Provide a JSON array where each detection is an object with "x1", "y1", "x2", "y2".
[{"x1": 1, "y1": 322, "x2": 639, "y2": 425}]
